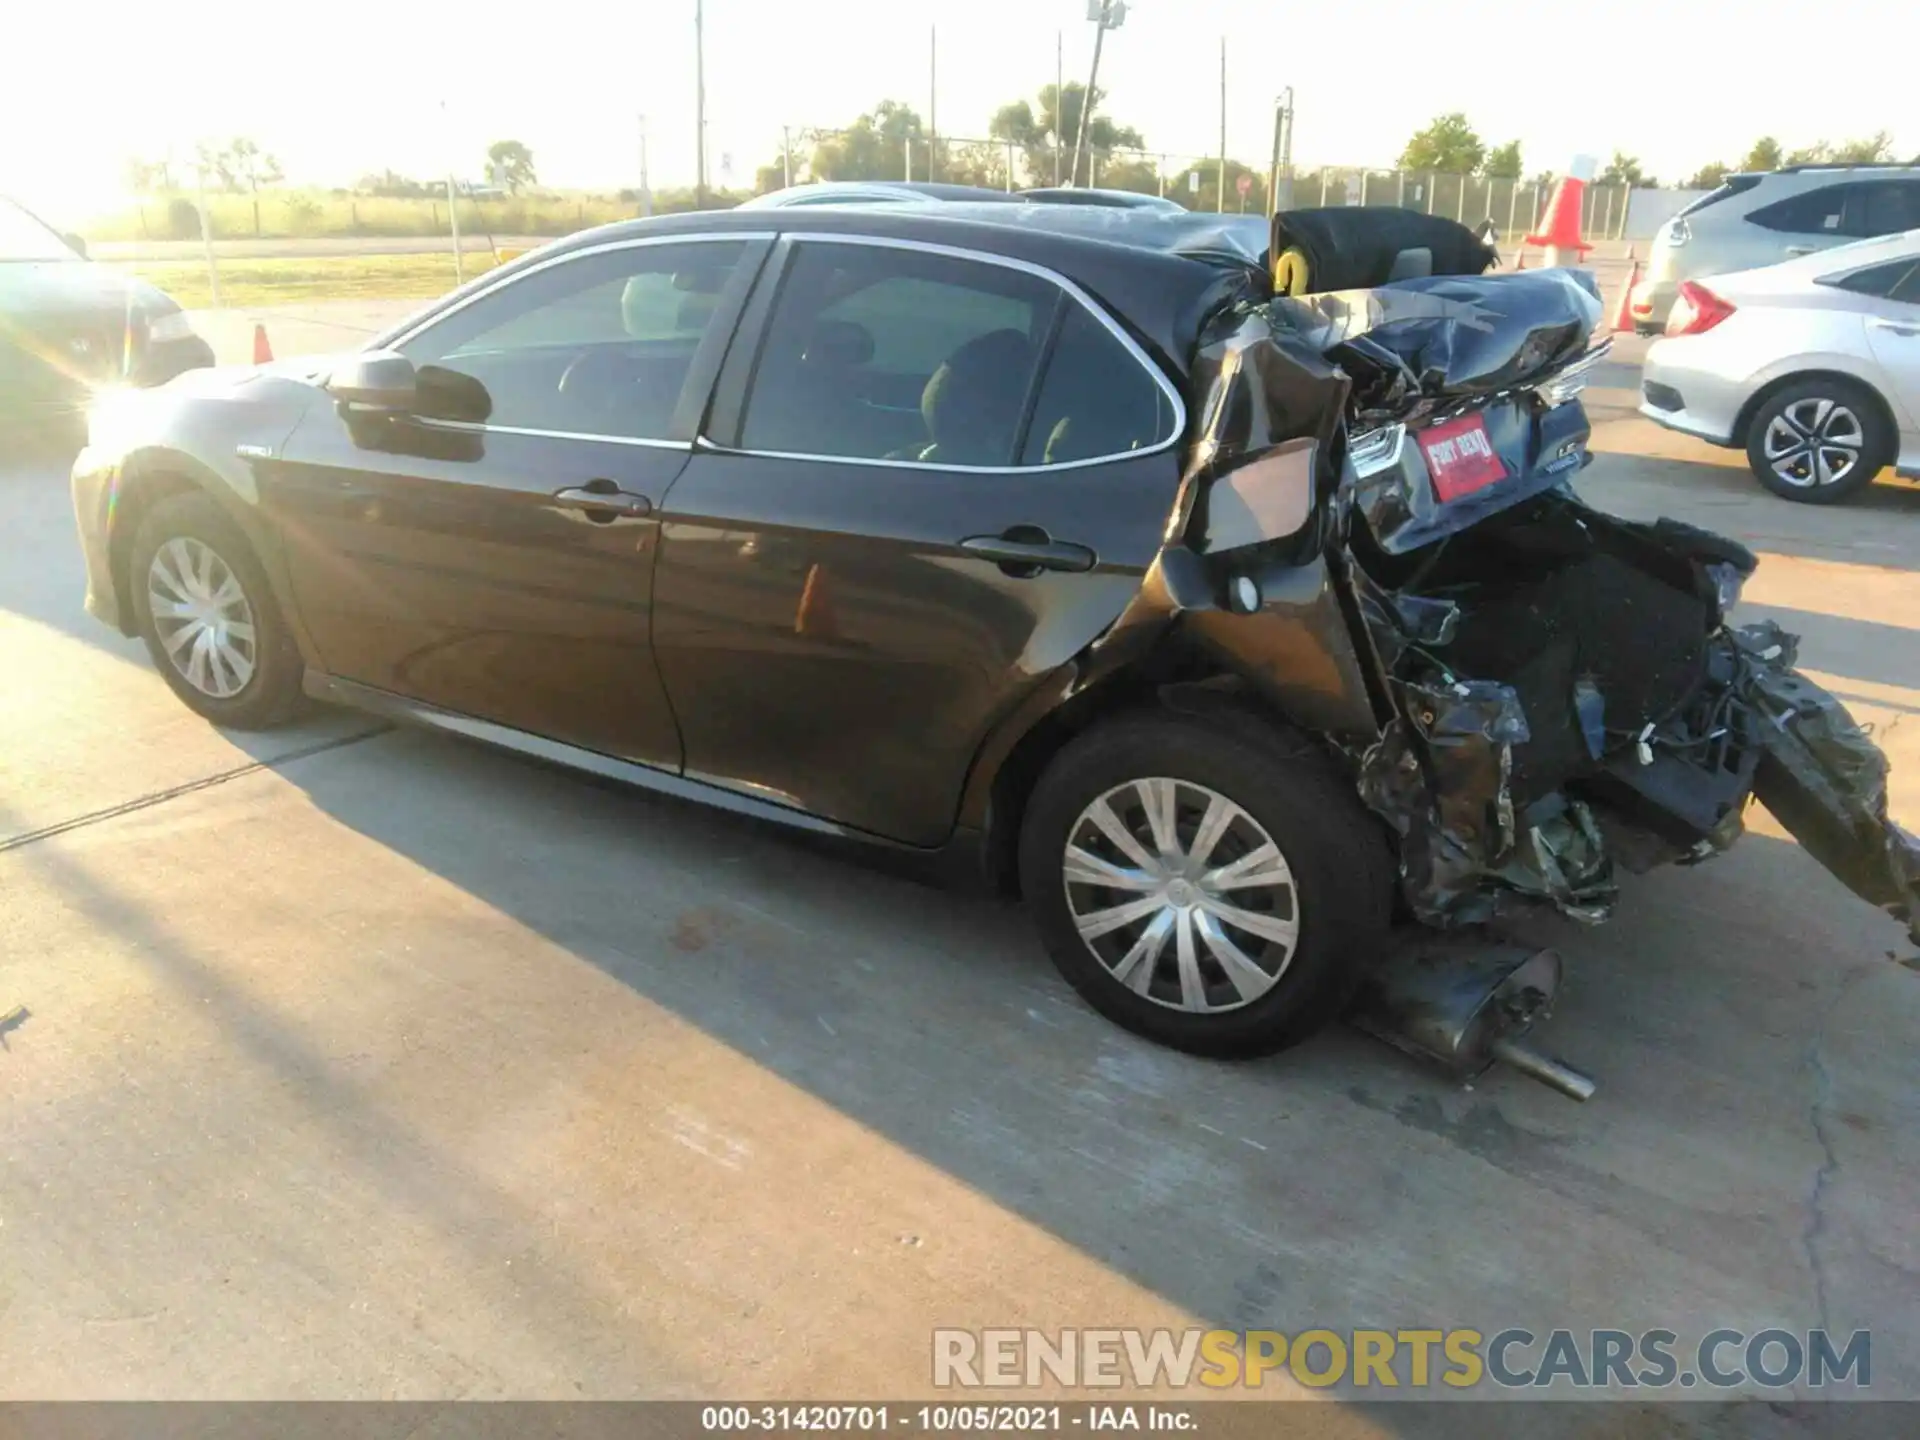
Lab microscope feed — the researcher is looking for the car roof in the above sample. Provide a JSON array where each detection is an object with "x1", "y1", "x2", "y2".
[
  {"x1": 739, "y1": 181, "x2": 1024, "y2": 208},
  {"x1": 507, "y1": 204, "x2": 1271, "y2": 375},
  {"x1": 1019, "y1": 187, "x2": 1183, "y2": 210}
]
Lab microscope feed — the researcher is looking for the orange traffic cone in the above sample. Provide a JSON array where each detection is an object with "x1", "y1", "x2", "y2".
[
  {"x1": 1610, "y1": 258, "x2": 1644, "y2": 333},
  {"x1": 1524, "y1": 160, "x2": 1596, "y2": 268},
  {"x1": 252, "y1": 324, "x2": 273, "y2": 364}
]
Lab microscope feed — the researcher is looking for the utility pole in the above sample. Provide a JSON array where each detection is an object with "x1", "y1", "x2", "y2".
[
  {"x1": 1267, "y1": 88, "x2": 1293, "y2": 217},
  {"x1": 1071, "y1": 0, "x2": 1126, "y2": 190},
  {"x1": 929, "y1": 25, "x2": 937, "y2": 181},
  {"x1": 782, "y1": 125, "x2": 793, "y2": 189},
  {"x1": 639, "y1": 114, "x2": 653, "y2": 217},
  {"x1": 1054, "y1": 31, "x2": 1063, "y2": 186},
  {"x1": 694, "y1": 0, "x2": 708, "y2": 208},
  {"x1": 439, "y1": 100, "x2": 463, "y2": 284},
  {"x1": 1217, "y1": 37, "x2": 1227, "y2": 214}
]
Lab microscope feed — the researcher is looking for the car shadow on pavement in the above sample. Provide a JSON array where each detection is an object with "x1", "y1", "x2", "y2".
[{"x1": 228, "y1": 711, "x2": 1920, "y2": 1412}]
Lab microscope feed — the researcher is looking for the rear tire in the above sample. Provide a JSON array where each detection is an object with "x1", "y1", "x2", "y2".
[
  {"x1": 1018, "y1": 712, "x2": 1392, "y2": 1059},
  {"x1": 1744, "y1": 378, "x2": 1891, "y2": 504},
  {"x1": 130, "y1": 491, "x2": 305, "y2": 729}
]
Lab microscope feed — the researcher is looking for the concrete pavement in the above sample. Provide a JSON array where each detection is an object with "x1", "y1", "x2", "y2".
[{"x1": 2, "y1": 340, "x2": 1917, "y2": 1422}]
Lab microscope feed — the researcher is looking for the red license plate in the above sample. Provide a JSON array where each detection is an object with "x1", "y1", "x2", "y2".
[{"x1": 1419, "y1": 414, "x2": 1508, "y2": 502}]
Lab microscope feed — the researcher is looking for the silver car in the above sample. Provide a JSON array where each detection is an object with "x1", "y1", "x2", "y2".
[
  {"x1": 1639, "y1": 229, "x2": 1920, "y2": 503},
  {"x1": 1630, "y1": 166, "x2": 1920, "y2": 333}
]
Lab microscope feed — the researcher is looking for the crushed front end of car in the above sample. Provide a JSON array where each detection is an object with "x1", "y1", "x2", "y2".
[{"x1": 1133, "y1": 212, "x2": 1920, "y2": 1091}]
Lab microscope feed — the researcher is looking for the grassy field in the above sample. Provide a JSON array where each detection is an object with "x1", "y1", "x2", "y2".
[
  {"x1": 130, "y1": 253, "x2": 504, "y2": 309},
  {"x1": 87, "y1": 188, "x2": 743, "y2": 243}
]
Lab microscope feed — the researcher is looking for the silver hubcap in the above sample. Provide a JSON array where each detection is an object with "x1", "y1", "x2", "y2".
[
  {"x1": 1063, "y1": 777, "x2": 1301, "y2": 1014},
  {"x1": 147, "y1": 537, "x2": 258, "y2": 699},
  {"x1": 1763, "y1": 398, "x2": 1864, "y2": 488}
]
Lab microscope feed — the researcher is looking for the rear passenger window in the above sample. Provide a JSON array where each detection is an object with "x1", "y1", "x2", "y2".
[
  {"x1": 739, "y1": 243, "x2": 1055, "y2": 466},
  {"x1": 1830, "y1": 259, "x2": 1920, "y2": 299},
  {"x1": 1020, "y1": 304, "x2": 1177, "y2": 465},
  {"x1": 1854, "y1": 182, "x2": 1920, "y2": 237},
  {"x1": 1747, "y1": 186, "x2": 1851, "y2": 235}
]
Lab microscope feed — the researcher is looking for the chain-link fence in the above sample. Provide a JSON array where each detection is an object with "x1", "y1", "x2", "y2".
[{"x1": 781, "y1": 129, "x2": 1645, "y2": 241}]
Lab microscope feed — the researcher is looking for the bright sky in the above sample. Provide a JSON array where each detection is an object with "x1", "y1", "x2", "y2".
[{"x1": 5, "y1": 0, "x2": 1911, "y2": 219}]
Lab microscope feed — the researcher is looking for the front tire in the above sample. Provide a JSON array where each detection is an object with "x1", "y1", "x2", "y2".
[
  {"x1": 1018, "y1": 712, "x2": 1392, "y2": 1059},
  {"x1": 1744, "y1": 379, "x2": 1891, "y2": 504},
  {"x1": 130, "y1": 491, "x2": 305, "y2": 729}
]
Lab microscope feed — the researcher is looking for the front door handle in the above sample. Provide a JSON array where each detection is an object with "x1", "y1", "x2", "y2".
[
  {"x1": 960, "y1": 528, "x2": 1097, "y2": 576},
  {"x1": 1868, "y1": 318, "x2": 1920, "y2": 337},
  {"x1": 552, "y1": 481, "x2": 652, "y2": 520},
  {"x1": 1784, "y1": 245, "x2": 1816, "y2": 257}
]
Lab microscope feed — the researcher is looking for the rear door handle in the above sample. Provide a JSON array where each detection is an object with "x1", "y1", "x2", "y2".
[
  {"x1": 552, "y1": 482, "x2": 652, "y2": 519},
  {"x1": 960, "y1": 530, "x2": 1097, "y2": 575},
  {"x1": 1784, "y1": 245, "x2": 1816, "y2": 257},
  {"x1": 1868, "y1": 318, "x2": 1920, "y2": 337}
]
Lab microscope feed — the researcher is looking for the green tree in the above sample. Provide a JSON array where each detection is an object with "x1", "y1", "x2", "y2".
[
  {"x1": 810, "y1": 101, "x2": 927, "y2": 182},
  {"x1": 1684, "y1": 161, "x2": 1731, "y2": 190},
  {"x1": 1834, "y1": 130, "x2": 1896, "y2": 163},
  {"x1": 1741, "y1": 136, "x2": 1783, "y2": 172},
  {"x1": 1599, "y1": 151, "x2": 1651, "y2": 187},
  {"x1": 1787, "y1": 140, "x2": 1834, "y2": 166},
  {"x1": 124, "y1": 157, "x2": 176, "y2": 193},
  {"x1": 989, "y1": 82, "x2": 1144, "y2": 187},
  {"x1": 1481, "y1": 140, "x2": 1523, "y2": 179},
  {"x1": 938, "y1": 139, "x2": 1015, "y2": 192},
  {"x1": 1398, "y1": 113, "x2": 1485, "y2": 174},
  {"x1": 486, "y1": 139, "x2": 537, "y2": 193},
  {"x1": 1096, "y1": 155, "x2": 1161, "y2": 196}
]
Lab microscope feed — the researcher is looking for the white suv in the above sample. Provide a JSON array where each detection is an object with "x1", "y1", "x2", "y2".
[{"x1": 1630, "y1": 166, "x2": 1920, "y2": 333}]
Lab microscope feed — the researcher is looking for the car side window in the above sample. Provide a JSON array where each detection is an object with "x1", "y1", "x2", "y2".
[
  {"x1": 1830, "y1": 259, "x2": 1920, "y2": 300},
  {"x1": 1747, "y1": 185, "x2": 1852, "y2": 235},
  {"x1": 1894, "y1": 265, "x2": 1920, "y2": 305},
  {"x1": 1853, "y1": 182, "x2": 1920, "y2": 237},
  {"x1": 396, "y1": 239, "x2": 747, "y2": 440},
  {"x1": 738, "y1": 242, "x2": 1055, "y2": 466},
  {"x1": 1020, "y1": 303, "x2": 1177, "y2": 465}
]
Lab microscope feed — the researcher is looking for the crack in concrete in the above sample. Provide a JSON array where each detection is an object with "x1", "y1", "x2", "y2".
[
  {"x1": 0, "y1": 724, "x2": 390, "y2": 856},
  {"x1": 1801, "y1": 965, "x2": 1873, "y2": 1336}
]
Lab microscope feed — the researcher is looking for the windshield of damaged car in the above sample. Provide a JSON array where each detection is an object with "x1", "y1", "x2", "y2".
[{"x1": 0, "y1": 200, "x2": 79, "y2": 262}]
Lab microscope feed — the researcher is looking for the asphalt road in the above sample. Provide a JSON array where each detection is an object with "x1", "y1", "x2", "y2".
[{"x1": 3, "y1": 340, "x2": 1917, "y2": 1425}]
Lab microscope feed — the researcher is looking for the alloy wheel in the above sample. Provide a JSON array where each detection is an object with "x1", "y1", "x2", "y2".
[
  {"x1": 1762, "y1": 398, "x2": 1864, "y2": 489},
  {"x1": 146, "y1": 536, "x2": 258, "y2": 699},
  {"x1": 1062, "y1": 777, "x2": 1301, "y2": 1014}
]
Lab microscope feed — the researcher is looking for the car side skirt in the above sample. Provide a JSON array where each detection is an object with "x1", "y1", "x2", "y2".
[{"x1": 304, "y1": 670, "x2": 992, "y2": 887}]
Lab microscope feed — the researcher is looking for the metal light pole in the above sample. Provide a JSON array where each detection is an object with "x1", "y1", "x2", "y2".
[
  {"x1": 439, "y1": 100, "x2": 463, "y2": 284},
  {"x1": 929, "y1": 25, "x2": 937, "y2": 181},
  {"x1": 1054, "y1": 31, "x2": 1064, "y2": 186},
  {"x1": 782, "y1": 125, "x2": 793, "y2": 189},
  {"x1": 1266, "y1": 88, "x2": 1293, "y2": 218},
  {"x1": 1216, "y1": 37, "x2": 1227, "y2": 214},
  {"x1": 639, "y1": 114, "x2": 653, "y2": 217},
  {"x1": 694, "y1": 0, "x2": 708, "y2": 208},
  {"x1": 1070, "y1": 0, "x2": 1126, "y2": 190}
]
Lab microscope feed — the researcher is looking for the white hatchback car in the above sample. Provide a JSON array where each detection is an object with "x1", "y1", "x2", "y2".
[{"x1": 1640, "y1": 229, "x2": 1920, "y2": 503}]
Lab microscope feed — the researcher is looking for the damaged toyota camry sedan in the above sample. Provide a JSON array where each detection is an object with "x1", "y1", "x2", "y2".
[{"x1": 71, "y1": 204, "x2": 1920, "y2": 1082}]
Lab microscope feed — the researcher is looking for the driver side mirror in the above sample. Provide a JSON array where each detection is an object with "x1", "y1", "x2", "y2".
[
  {"x1": 325, "y1": 350, "x2": 418, "y2": 412},
  {"x1": 63, "y1": 232, "x2": 88, "y2": 259}
]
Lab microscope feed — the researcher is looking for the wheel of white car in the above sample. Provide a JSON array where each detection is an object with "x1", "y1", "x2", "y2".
[
  {"x1": 1745, "y1": 379, "x2": 1892, "y2": 504},
  {"x1": 1018, "y1": 712, "x2": 1393, "y2": 1059},
  {"x1": 130, "y1": 491, "x2": 306, "y2": 729}
]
